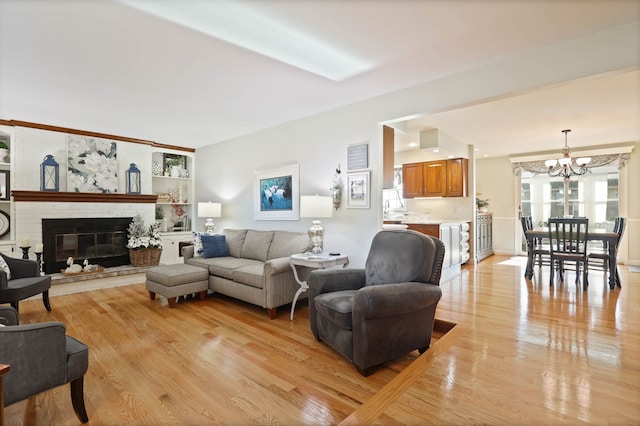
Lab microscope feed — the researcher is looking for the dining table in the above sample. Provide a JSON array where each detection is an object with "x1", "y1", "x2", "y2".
[{"x1": 524, "y1": 228, "x2": 620, "y2": 289}]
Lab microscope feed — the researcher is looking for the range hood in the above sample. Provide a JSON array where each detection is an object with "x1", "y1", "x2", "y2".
[{"x1": 419, "y1": 128, "x2": 468, "y2": 159}]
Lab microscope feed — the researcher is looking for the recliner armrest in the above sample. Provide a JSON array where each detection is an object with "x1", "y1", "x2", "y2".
[
  {"x1": 353, "y1": 282, "x2": 442, "y2": 320},
  {"x1": 309, "y1": 268, "x2": 366, "y2": 296}
]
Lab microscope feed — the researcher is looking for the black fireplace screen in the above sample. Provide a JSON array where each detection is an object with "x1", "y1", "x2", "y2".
[{"x1": 42, "y1": 218, "x2": 133, "y2": 274}]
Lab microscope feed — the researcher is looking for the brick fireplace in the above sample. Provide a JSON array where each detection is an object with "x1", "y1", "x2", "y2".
[
  {"x1": 42, "y1": 217, "x2": 133, "y2": 274},
  {"x1": 12, "y1": 191, "x2": 156, "y2": 275}
]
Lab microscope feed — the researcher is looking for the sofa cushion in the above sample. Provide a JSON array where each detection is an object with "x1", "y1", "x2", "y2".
[
  {"x1": 232, "y1": 264, "x2": 266, "y2": 289},
  {"x1": 186, "y1": 256, "x2": 262, "y2": 280},
  {"x1": 267, "y1": 231, "x2": 311, "y2": 260},
  {"x1": 224, "y1": 229, "x2": 247, "y2": 258},
  {"x1": 201, "y1": 234, "x2": 230, "y2": 258},
  {"x1": 241, "y1": 230, "x2": 274, "y2": 262}
]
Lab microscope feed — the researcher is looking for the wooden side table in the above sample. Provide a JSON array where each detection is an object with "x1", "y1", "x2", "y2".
[
  {"x1": 0, "y1": 364, "x2": 9, "y2": 426},
  {"x1": 289, "y1": 253, "x2": 349, "y2": 320}
]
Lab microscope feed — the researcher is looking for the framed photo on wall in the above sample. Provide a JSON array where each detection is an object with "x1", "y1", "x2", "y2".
[
  {"x1": 347, "y1": 143, "x2": 368, "y2": 171},
  {"x1": 347, "y1": 171, "x2": 370, "y2": 209},
  {"x1": 254, "y1": 163, "x2": 299, "y2": 220},
  {"x1": 0, "y1": 170, "x2": 9, "y2": 200}
]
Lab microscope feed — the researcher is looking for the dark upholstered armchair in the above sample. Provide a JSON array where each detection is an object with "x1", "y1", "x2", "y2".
[
  {"x1": 0, "y1": 306, "x2": 89, "y2": 423},
  {"x1": 0, "y1": 253, "x2": 52, "y2": 316},
  {"x1": 308, "y1": 230, "x2": 445, "y2": 376}
]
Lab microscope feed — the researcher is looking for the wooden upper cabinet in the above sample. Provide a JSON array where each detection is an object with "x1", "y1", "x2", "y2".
[
  {"x1": 402, "y1": 158, "x2": 468, "y2": 198},
  {"x1": 446, "y1": 158, "x2": 468, "y2": 197},
  {"x1": 382, "y1": 125, "x2": 395, "y2": 189},
  {"x1": 402, "y1": 162, "x2": 424, "y2": 198},
  {"x1": 424, "y1": 160, "x2": 447, "y2": 197}
]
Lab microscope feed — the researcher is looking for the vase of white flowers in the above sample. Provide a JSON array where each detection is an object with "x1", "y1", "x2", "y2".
[{"x1": 127, "y1": 214, "x2": 163, "y2": 267}]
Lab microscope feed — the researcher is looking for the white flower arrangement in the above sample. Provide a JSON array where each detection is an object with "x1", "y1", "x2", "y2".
[{"x1": 127, "y1": 214, "x2": 163, "y2": 250}]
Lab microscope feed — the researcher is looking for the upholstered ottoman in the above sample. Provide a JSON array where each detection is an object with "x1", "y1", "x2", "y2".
[{"x1": 146, "y1": 264, "x2": 209, "y2": 308}]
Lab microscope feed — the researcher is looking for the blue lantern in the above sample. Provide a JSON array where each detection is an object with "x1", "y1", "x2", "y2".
[
  {"x1": 126, "y1": 163, "x2": 141, "y2": 194},
  {"x1": 40, "y1": 155, "x2": 59, "y2": 192}
]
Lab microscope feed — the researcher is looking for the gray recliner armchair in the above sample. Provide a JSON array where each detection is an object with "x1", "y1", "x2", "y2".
[
  {"x1": 308, "y1": 229, "x2": 445, "y2": 376},
  {"x1": 0, "y1": 306, "x2": 89, "y2": 423},
  {"x1": 0, "y1": 253, "x2": 52, "y2": 316}
]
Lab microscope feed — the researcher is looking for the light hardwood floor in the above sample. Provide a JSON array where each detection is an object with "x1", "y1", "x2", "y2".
[{"x1": 4, "y1": 255, "x2": 639, "y2": 425}]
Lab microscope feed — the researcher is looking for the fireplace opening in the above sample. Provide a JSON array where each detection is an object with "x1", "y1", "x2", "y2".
[{"x1": 42, "y1": 218, "x2": 133, "y2": 274}]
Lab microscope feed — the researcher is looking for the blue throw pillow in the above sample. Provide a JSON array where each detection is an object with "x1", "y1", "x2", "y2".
[{"x1": 201, "y1": 234, "x2": 230, "y2": 258}]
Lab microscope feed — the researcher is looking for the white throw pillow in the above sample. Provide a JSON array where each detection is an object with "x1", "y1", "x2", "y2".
[
  {"x1": 0, "y1": 256, "x2": 11, "y2": 280},
  {"x1": 192, "y1": 232, "x2": 206, "y2": 258}
]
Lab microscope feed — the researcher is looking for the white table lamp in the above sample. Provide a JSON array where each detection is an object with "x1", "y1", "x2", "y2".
[
  {"x1": 300, "y1": 195, "x2": 333, "y2": 254},
  {"x1": 198, "y1": 202, "x2": 222, "y2": 234}
]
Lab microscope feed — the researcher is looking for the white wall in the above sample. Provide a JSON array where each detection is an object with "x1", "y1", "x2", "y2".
[
  {"x1": 475, "y1": 157, "x2": 518, "y2": 256},
  {"x1": 194, "y1": 22, "x2": 640, "y2": 268}
]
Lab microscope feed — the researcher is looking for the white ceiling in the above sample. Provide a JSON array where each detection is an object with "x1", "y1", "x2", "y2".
[{"x1": 1, "y1": 0, "x2": 639, "y2": 157}]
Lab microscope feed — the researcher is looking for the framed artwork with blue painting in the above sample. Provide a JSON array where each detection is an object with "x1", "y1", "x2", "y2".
[{"x1": 254, "y1": 163, "x2": 299, "y2": 220}]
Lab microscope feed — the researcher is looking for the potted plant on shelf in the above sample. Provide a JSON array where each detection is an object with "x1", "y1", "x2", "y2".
[
  {"x1": 476, "y1": 197, "x2": 490, "y2": 213},
  {"x1": 127, "y1": 214, "x2": 163, "y2": 267}
]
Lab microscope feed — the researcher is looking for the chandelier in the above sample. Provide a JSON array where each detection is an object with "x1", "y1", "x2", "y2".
[{"x1": 544, "y1": 129, "x2": 591, "y2": 178}]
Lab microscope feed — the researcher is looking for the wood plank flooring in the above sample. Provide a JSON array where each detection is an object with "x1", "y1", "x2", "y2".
[{"x1": 3, "y1": 255, "x2": 639, "y2": 425}]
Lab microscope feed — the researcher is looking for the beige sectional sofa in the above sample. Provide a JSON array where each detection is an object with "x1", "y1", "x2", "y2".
[{"x1": 182, "y1": 229, "x2": 311, "y2": 319}]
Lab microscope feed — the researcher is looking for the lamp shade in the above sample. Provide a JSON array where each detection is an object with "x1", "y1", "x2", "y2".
[
  {"x1": 198, "y1": 202, "x2": 222, "y2": 218},
  {"x1": 300, "y1": 195, "x2": 333, "y2": 218}
]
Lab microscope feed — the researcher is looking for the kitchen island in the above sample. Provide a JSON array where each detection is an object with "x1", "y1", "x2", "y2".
[{"x1": 383, "y1": 219, "x2": 471, "y2": 275}]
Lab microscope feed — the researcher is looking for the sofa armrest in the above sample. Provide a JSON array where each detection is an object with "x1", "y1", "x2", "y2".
[
  {"x1": 264, "y1": 257, "x2": 292, "y2": 275},
  {"x1": 353, "y1": 282, "x2": 442, "y2": 320},
  {"x1": 182, "y1": 244, "x2": 195, "y2": 260}
]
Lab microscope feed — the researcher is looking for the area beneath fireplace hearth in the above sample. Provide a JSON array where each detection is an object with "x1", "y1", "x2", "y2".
[{"x1": 47, "y1": 265, "x2": 151, "y2": 297}]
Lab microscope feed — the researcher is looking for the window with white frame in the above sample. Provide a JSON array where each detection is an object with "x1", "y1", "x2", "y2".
[{"x1": 521, "y1": 166, "x2": 619, "y2": 230}]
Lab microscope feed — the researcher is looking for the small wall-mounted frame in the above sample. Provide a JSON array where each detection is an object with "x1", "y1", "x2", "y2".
[
  {"x1": 347, "y1": 143, "x2": 368, "y2": 171},
  {"x1": 0, "y1": 170, "x2": 9, "y2": 200},
  {"x1": 347, "y1": 171, "x2": 370, "y2": 209}
]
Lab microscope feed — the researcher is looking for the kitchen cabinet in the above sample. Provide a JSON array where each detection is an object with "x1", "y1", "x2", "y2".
[
  {"x1": 446, "y1": 158, "x2": 468, "y2": 197},
  {"x1": 405, "y1": 222, "x2": 470, "y2": 270},
  {"x1": 476, "y1": 213, "x2": 494, "y2": 261},
  {"x1": 402, "y1": 158, "x2": 468, "y2": 198},
  {"x1": 402, "y1": 162, "x2": 425, "y2": 198},
  {"x1": 383, "y1": 125, "x2": 395, "y2": 189}
]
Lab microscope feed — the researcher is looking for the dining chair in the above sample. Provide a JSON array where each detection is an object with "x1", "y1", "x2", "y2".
[
  {"x1": 520, "y1": 216, "x2": 550, "y2": 268},
  {"x1": 588, "y1": 217, "x2": 625, "y2": 286},
  {"x1": 548, "y1": 217, "x2": 589, "y2": 289}
]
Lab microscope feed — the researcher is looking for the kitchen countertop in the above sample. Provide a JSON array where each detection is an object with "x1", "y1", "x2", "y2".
[{"x1": 384, "y1": 218, "x2": 470, "y2": 225}]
